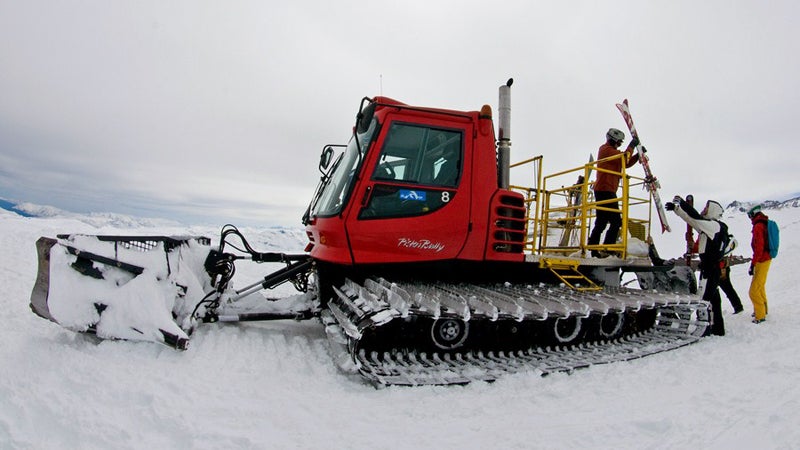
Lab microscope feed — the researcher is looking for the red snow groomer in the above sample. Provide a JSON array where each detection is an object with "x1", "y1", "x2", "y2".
[{"x1": 30, "y1": 80, "x2": 709, "y2": 386}]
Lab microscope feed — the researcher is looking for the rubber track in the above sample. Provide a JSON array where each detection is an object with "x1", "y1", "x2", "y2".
[
  {"x1": 324, "y1": 278, "x2": 709, "y2": 386},
  {"x1": 354, "y1": 307, "x2": 705, "y2": 386}
]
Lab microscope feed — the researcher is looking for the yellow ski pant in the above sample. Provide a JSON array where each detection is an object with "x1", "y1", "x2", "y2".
[{"x1": 749, "y1": 260, "x2": 771, "y2": 321}]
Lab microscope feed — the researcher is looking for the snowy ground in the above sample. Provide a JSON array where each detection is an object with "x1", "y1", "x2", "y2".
[{"x1": 1, "y1": 207, "x2": 799, "y2": 449}]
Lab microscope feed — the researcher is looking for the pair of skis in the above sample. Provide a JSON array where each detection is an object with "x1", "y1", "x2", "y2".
[{"x1": 615, "y1": 99, "x2": 672, "y2": 233}]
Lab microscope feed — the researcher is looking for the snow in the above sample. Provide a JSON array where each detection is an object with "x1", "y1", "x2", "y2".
[
  {"x1": 43, "y1": 235, "x2": 216, "y2": 344},
  {"x1": 1, "y1": 207, "x2": 799, "y2": 449}
]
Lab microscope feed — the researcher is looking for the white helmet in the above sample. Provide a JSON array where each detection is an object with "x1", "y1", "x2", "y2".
[
  {"x1": 702, "y1": 200, "x2": 723, "y2": 220},
  {"x1": 606, "y1": 128, "x2": 625, "y2": 143}
]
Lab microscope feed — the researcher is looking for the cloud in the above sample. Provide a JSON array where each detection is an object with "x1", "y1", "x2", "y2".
[{"x1": 1, "y1": 0, "x2": 798, "y2": 226}]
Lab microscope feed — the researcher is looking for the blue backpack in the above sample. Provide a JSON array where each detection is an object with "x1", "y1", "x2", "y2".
[{"x1": 767, "y1": 219, "x2": 779, "y2": 258}]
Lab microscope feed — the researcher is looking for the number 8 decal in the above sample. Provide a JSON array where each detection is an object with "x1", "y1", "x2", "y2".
[{"x1": 441, "y1": 191, "x2": 450, "y2": 203}]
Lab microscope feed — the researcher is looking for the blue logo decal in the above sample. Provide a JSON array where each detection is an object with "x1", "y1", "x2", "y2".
[{"x1": 399, "y1": 190, "x2": 426, "y2": 201}]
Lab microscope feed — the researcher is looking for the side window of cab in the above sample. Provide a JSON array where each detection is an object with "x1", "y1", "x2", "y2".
[{"x1": 361, "y1": 123, "x2": 463, "y2": 219}]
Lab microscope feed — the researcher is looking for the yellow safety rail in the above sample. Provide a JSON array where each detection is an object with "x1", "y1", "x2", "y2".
[
  {"x1": 510, "y1": 153, "x2": 653, "y2": 259},
  {"x1": 547, "y1": 153, "x2": 652, "y2": 258},
  {"x1": 509, "y1": 156, "x2": 544, "y2": 254}
]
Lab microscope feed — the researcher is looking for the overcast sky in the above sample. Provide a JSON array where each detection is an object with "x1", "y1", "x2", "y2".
[{"x1": 1, "y1": 0, "x2": 798, "y2": 227}]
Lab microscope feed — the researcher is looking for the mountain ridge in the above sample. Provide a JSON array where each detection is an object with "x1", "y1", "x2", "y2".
[
  {"x1": 726, "y1": 196, "x2": 800, "y2": 213},
  {"x1": 4, "y1": 195, "x2": 799, "y2": 225}
]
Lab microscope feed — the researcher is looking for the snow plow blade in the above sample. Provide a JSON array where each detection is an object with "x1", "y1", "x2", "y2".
[{"x1": 30, "y1": 235, "x2": 214, "y2": 350}]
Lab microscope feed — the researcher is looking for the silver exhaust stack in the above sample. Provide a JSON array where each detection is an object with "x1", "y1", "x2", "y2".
[{"x1": 497, "y1": 78, "x2": 513, "y2": 189}]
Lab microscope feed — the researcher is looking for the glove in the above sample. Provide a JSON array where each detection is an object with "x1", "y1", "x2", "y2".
[
  {"x1": 672, "y1": 195, "x2": 683, "y2": 205},
  {"x1": 748, "y1": 265, "x2": 754, "y2": 276},
  {"x1": 665, "y1": 202, "x2": 675, "y2": 211},
  {"x1": 630, "y1": 137, "x2": 640, "y2": 148}
]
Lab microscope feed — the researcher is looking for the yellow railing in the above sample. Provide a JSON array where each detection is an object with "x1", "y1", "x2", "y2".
[
  {"x1": 512, "y1": 153, "x2": 653, "y2": 259},
  {"x1": 509, "y1": 156, "x2": 544, "y2": 254}
]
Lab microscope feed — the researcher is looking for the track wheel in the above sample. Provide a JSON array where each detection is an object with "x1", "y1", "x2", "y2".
[
  {"x1": 430, "y1": 319, "x2": 469, "y2": 350},
  {"x1": 598, "y1": 312, "x2": 625, "y2": 339},
  {"x1": 553, "y1": 316, "x2": 582, "y2": 344}
]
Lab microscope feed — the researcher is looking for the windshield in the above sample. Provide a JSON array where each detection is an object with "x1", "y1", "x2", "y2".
[{"x1": 310, "y1": 117, "x2": 378, "y2": 218}]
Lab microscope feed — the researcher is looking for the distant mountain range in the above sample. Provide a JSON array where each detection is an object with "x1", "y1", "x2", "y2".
[
  {"x1": 726, "y1": 196, "x2": 800, "y2": 213},
  {"x1": 0, "y1": 199, "x2": 34, "y2": 217},
  {"x1": 0, "y1": 198, "x2": 181, "y2": 228},
  {"x1": 3, "y1": 195, "x2": 799, "y2": 225}
]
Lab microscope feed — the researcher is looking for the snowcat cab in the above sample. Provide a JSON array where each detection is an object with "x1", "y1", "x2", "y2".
[{"x1": 303, "y1": 95, "x2": 529, "y2": 270}]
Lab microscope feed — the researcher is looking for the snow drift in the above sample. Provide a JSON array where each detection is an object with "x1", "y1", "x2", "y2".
[{"x1": 1, "y1": 205, "x2": 799, "y2": 449}]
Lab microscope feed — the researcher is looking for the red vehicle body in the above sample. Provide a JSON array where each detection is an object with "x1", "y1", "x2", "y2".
[{"x1": 304, "y1": 96, "x2": 528, "y2": 275}]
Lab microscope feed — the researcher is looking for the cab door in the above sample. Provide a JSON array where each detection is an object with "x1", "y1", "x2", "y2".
[{"x1": 345, "y1": 119, "x2": 472, "y2": 264}]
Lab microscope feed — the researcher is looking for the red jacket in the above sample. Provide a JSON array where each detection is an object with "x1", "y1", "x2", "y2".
[
  {"x1": 593, "y1": 142, "x2": 639, "y2": 193},
  {"x1": 750, "y1": 212, "x2": 771, "y2": 263}
]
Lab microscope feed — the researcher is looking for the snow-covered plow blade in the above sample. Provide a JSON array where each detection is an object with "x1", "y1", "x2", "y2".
[{"x1": 30, "y1": 235, "x2": 214, "y2": 349}]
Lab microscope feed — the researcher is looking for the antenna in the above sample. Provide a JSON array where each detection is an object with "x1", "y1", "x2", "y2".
[{"x1": 380, "y1": 74, "x2": 383, "y2": 96}]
